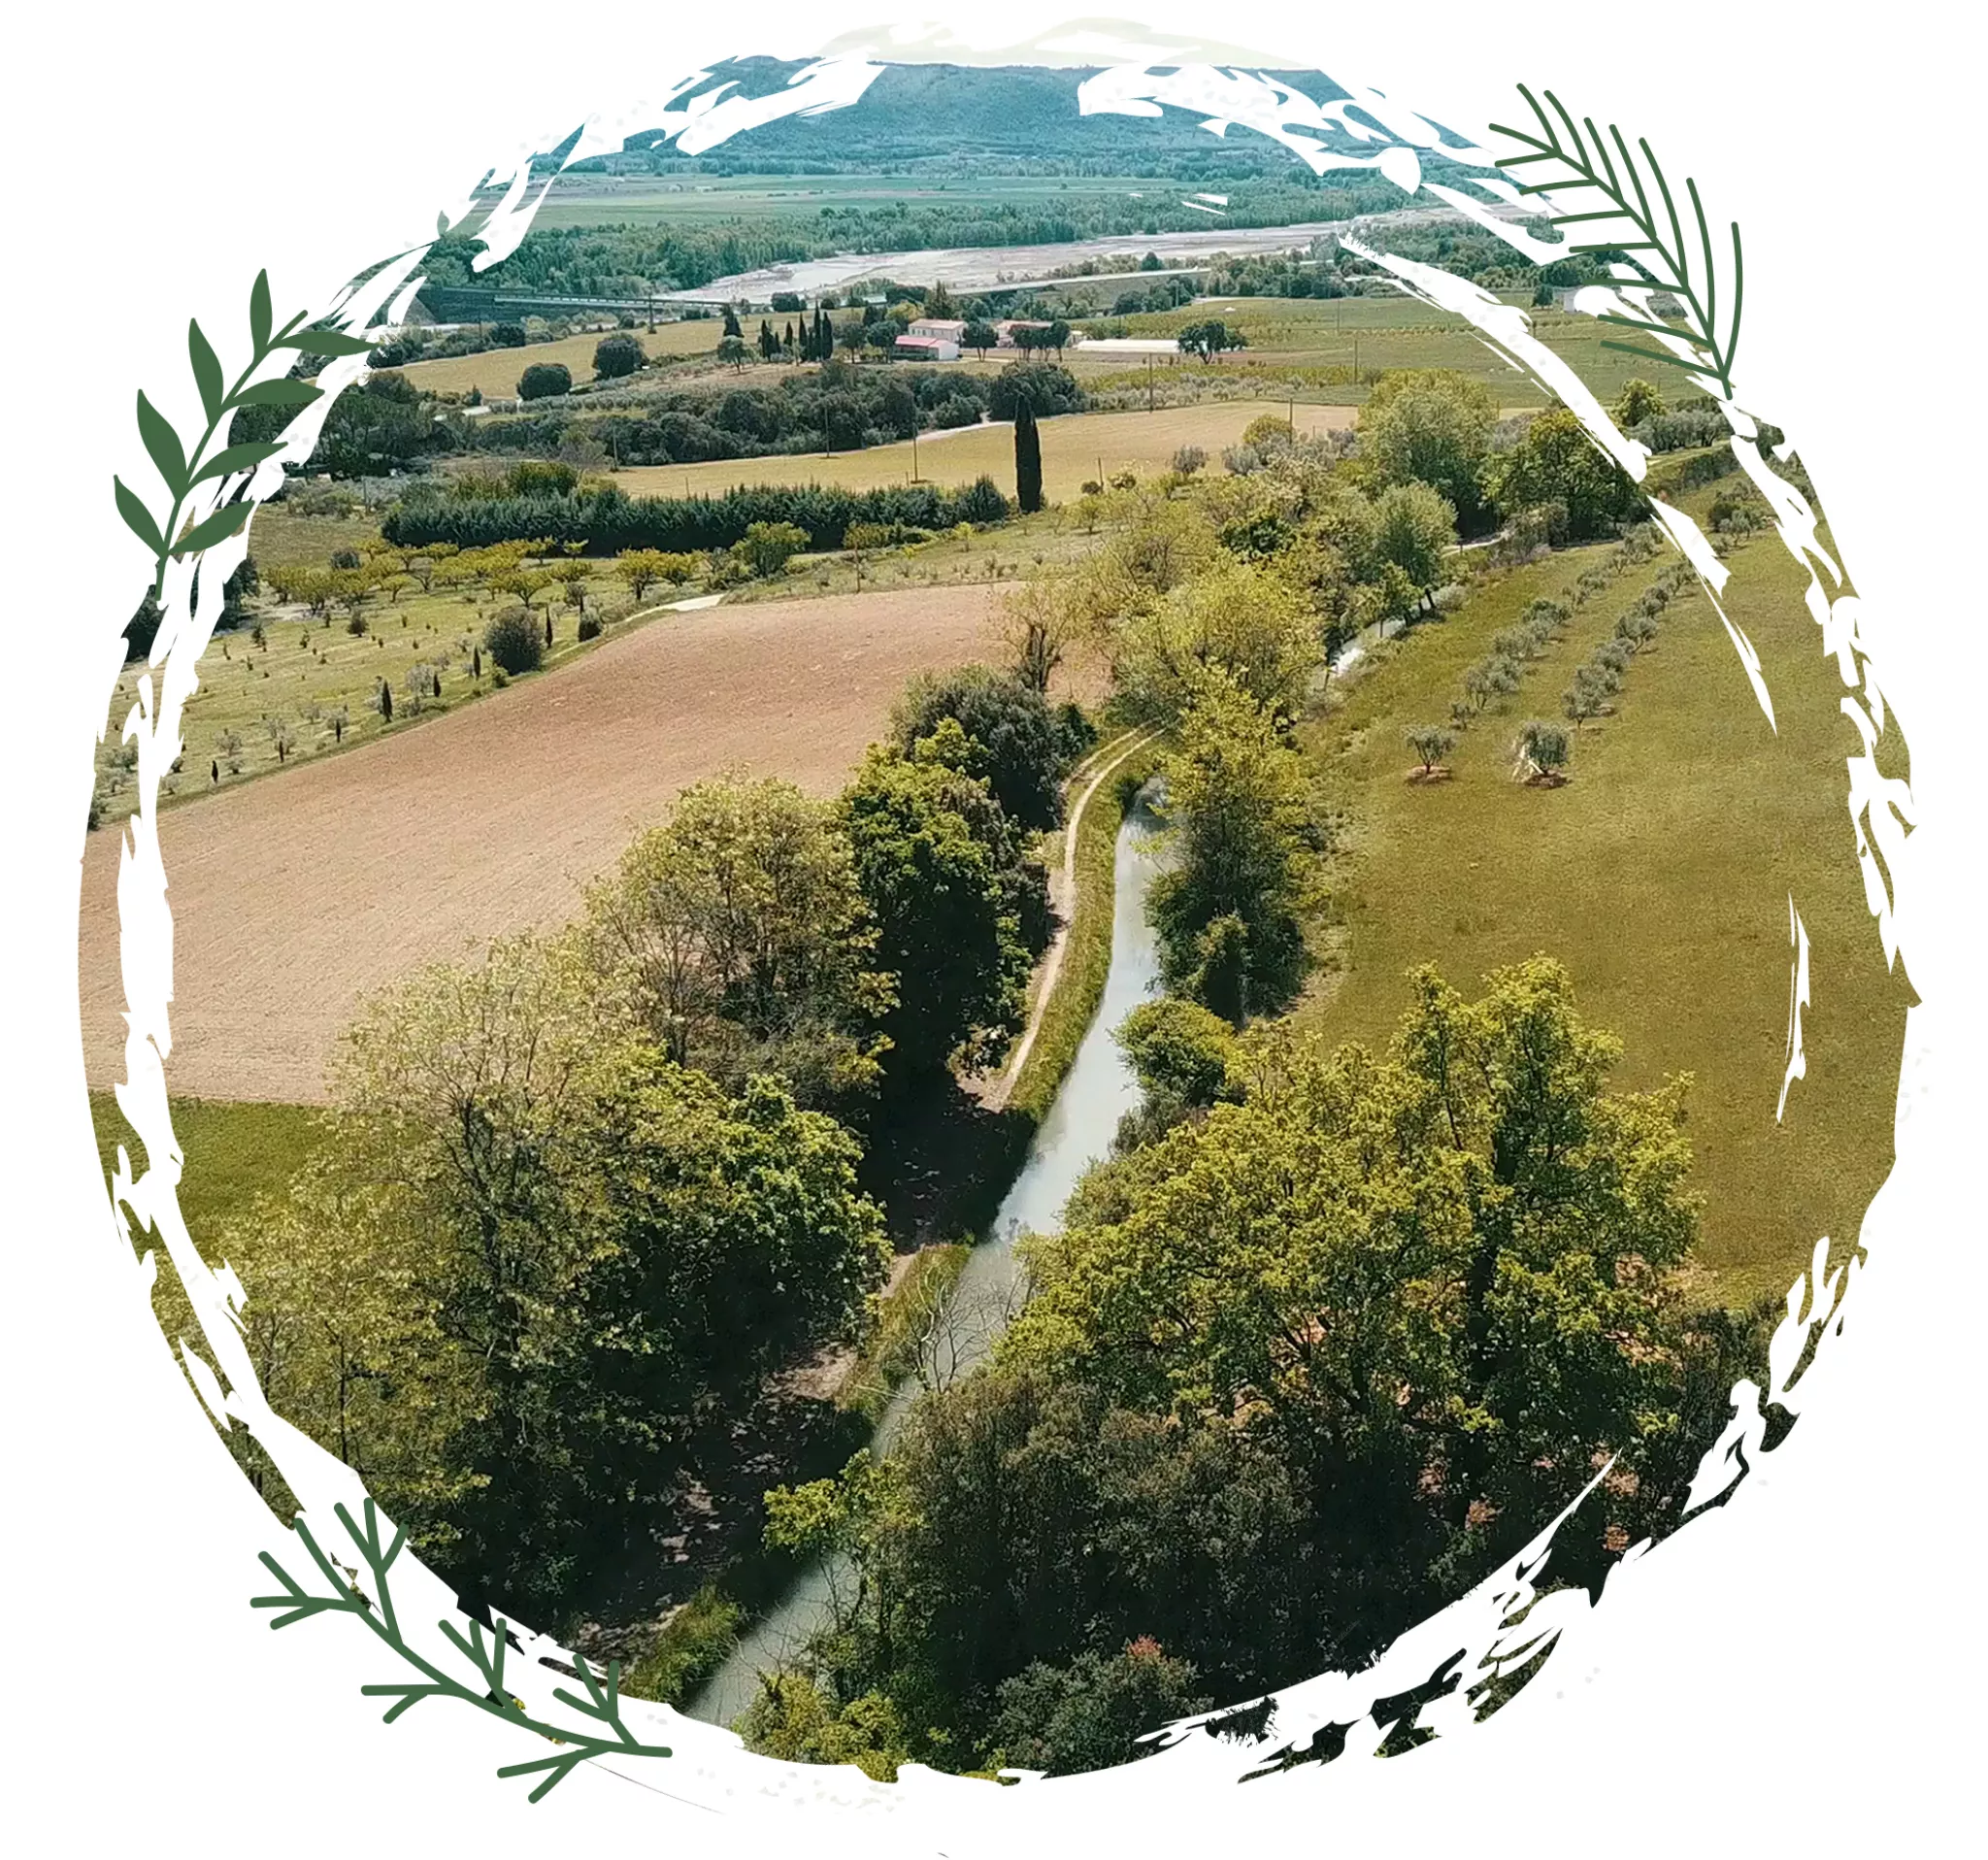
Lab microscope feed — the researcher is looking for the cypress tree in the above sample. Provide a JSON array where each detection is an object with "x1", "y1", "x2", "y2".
[
  {"x1": 544, "y1": 610, "x2": 553, "y2": 649},
  {"x1": 722, "y1": 305, "x2": 743, "y2": 339},
  {"x1": 1013, "y1": 396, "x2": 1044, "y2": 514},
  {"x1": 473, "y1": 645, "x2": 481, "y2": 679},
  {"x1": 381, "y1": 681, "x2": 392, "y2": 722}
]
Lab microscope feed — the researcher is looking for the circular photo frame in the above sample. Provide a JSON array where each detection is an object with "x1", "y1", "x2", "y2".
[{"x1": 81, "y1": 25, "x2": 1914, "y2": 1832}]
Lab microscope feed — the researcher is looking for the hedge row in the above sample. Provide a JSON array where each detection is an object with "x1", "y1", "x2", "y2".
[{"x1": 381, "y1": 478, "x2": 1014, "y2": 554}]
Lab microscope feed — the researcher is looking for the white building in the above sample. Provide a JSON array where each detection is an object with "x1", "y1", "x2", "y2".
[
  {"x1": 894, "y1": 334, "x2": 960, "y2": 362},
  {"x1": 908, "y1": 317, "x2": 968, "y2": 345}
]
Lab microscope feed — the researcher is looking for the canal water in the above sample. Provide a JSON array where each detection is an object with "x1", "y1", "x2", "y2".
[{"x1": 688, "y1": 789, "x2": 1167, "y2": 1726}]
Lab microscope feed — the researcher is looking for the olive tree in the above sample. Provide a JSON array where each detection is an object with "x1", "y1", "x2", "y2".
[
  {"x1": 1514, "y1": 718, "x2": 1571, "y2": 780},
  {"x1": 1406, "y1": 724, "x2": 1457, "y2": 774}
]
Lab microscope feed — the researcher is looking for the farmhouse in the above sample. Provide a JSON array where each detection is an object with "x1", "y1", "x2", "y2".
[
  {"x1": 908, "y1": 316, "x2": 968, "y2": 345},
  {"x1": 895, "y1": 333, "x2": 960, "y2": 361}
]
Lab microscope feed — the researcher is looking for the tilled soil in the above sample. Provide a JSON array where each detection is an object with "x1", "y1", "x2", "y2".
[{"x1": 78, "y1": 584, "x2": 1012, "y2": 1103}]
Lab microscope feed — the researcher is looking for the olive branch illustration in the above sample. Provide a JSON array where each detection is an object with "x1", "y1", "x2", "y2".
[
  {"x1": 1491, "y1": 85, "x2": 1743, "y2": 399},
  {"x1": 253, "y1": 1498, "x2": 674, "y2": 1801},
  {"x1": 113, "y1": 271, "x2": 376, "y2": 598}
]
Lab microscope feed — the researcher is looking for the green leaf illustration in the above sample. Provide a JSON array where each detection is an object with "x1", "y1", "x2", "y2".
[
  {"x1": 1491, "y1": 84, "x2": 1743, "y2": 399},
  {"x1": 193, "y1": 440, "x2": 285, "y2": 485},
  {"x1": 171, "y1": 501, "x2": 252, "y2": 557},
  {"x1": 249, "y1": 270, "x2": 272, "y2": 353},
  {"x1": 188, "y1": 320, "x2": 225, "y2": 424},
  {"x1": 236, "y1": 378, "x2": 323, "y2": 408},
  {"x1": 135, "y1": 391, "x2": 188, "y2": 495},
  {"x1": 275, "y1": 325, "x2": 374, "y2": 357},
  {"x1": 252, "y1": 1502, "x2": 672, "y2": 1802},
  {"x1": 114, "y1": 478, "x2": 165, "y2": 555}
]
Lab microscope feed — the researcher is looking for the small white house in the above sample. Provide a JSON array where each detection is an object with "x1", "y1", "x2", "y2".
[
  {"x1": 894, "y1": 334, "x2": 960, "y2": 362},
  {"x1": 908, "y1": 316, "x2": 968, "y2": 345}
]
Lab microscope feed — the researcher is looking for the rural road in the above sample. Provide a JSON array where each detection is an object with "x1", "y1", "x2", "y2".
[{"x1": 78, "y1": 584, "x2": 1011, "y2": 1105}]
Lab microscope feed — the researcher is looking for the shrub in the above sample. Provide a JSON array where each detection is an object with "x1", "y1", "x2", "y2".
[
  {"x1": 1240, "y1": 414, "x2": 1295, "y2": 451},
  {"x1": 1564, "y1": 670, "x2": 1606, "y2": 729},
  {"x1": 1407, "y1": 724, "x2": 1457, "y2": 773},
  {"x1": 577, "y1": 614, "x2": 602, "y2": 642},
  {"x1": 988, "y1": 362, "x2": 1083, "y2": 420},
  {"x1": 1171, "y1": 445, "x2": 1208, "y2": 477},
  {"x1": 518, "y1": 362, "x2": 573, "y2": 402},
  {"x1": 593, "y1": 334, "x2": 644, "y2": 380},
  {"x1": 490, "y1": 322, "x2": 527, "y2": 348},
  {"x1": 734, "y1": 520, "x2": 809, "y2": 579},
  {"x1": 1515, "y1": 718, "x2": 1571, "y2": 778},
  {"x1": 484, "y1": 606, "x2": 544, "y2": 675},
  {"x1": 1615, "y1": 609, "x2": 1660, "y2": 649}
]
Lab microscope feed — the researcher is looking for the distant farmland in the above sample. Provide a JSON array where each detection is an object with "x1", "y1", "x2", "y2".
[
  {"x1": 394, "y1": 318, "x2": 720, "y2": 399},
  {"x1": 610, "y1": 400, "x2": 1359, "y2": 504}
]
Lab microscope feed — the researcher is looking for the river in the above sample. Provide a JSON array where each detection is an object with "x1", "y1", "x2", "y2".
[
  {"x1": 664, "y1": 203, "x2": 1517, "y2": 306},
  {"x1": 687, "y1": 789, "x2": 1168, "y2": 1727}
]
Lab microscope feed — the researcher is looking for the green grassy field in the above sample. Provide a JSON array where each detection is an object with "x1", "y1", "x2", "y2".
[
  {"x1": 396, "y1": 318, "x2": 721, "y2": 399},
  {"x1": 1294, "y1": 495, "x2": 1912, "y2": 1304},
  {"x1": 87, "y1": 1092, "x2": 324, "y2": 1248},
  {"x1": 611, "y1": 400, "x2": 1354, "y2": 505},
  {"x1": 1092, "y1": 295, "x2": 1660, "y2": 407}
]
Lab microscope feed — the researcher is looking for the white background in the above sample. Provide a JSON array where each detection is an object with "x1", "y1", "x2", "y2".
[{"x1": 1, "y1": 4, "x2": 1980, "y2": 1854}]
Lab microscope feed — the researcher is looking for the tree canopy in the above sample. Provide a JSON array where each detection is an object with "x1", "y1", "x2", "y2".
[
  {"x1": 889, "y1": 664, "x2": 1087, "y2": 831},
  {"x1": 840, "y1": 735, "x2": 1042, "y2": 1082},
  {"x1": 761, "y1": 958, "x2": 1730, "y2": 1769},
  {"x1": 1489, "y1": 406, "x2": 1644, "y2": 539},
  {"x1": 1145, "y1": 668, "x2": 1316, "y2": 1020},
  {"x1": 583, "y1": 775, "x2": 895, "y2": 1108},
  {"x1": 247, "y1": 932, "x2": 892, "y2": 1608},
  {"x1": 1358, "y1": 369, "x2": 1497, "y2": 530}
]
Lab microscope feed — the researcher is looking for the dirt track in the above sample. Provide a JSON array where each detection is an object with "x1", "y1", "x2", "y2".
[{"x1": 77, "y1": 585, "x2": 1013, "y2": 1104}]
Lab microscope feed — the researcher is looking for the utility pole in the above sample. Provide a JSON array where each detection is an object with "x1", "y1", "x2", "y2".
[{"x1": 911, "y1": 426, "x2": 920, "y2": 482}]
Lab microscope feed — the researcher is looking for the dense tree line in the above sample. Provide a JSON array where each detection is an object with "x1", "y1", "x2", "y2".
[
  {"x1": 381, "y1": 476, "x2": 1013, "y2": 554},
  {"x1": 468, "y1": 361, "x2": 1080, "y2": 469}
]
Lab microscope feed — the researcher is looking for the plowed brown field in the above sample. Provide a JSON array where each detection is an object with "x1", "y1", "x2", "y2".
[{"x1": 79, "y1": 584, "x2": 1034, "y2": 1104}]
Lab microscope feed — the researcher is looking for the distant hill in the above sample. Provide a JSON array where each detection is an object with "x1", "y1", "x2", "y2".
[{"x1": 565, "y1": 60, "x2": 1384, "y2": 181}]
